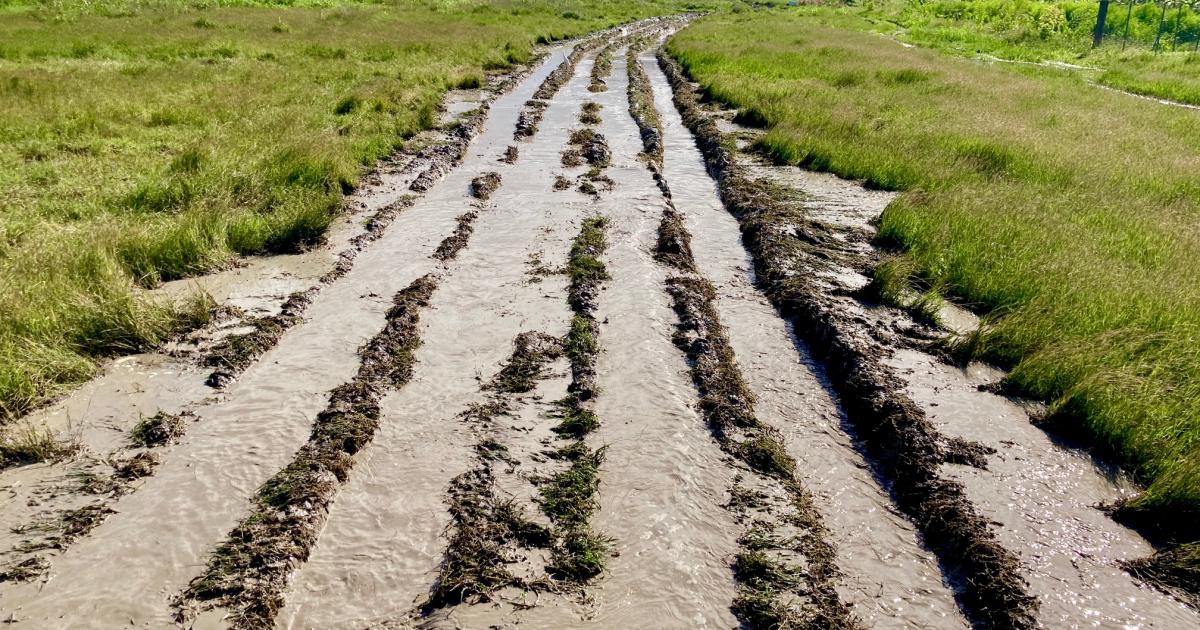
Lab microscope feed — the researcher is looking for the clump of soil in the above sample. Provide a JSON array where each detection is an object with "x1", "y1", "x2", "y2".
[
  {"x1": 514, "y1": 100, "x2": 549, "y2": 140},
  {"x1": 113, "y1": 451, "x2": 159, "y2": 481},
  {"x1": 204, "y1": 289, "x2": 316, "y2": 388},
  {"x1": 588, "y1": 44, "x2": 615, "y2": 92},
  {"x1": 178, "y1": 275, "x2": 439, "y2": 628},
  {"x1": 658, "y1": 50, "x2": 1038, "y2": 629},
  {"x1": 553, "y1": 175, "x2": 572, "y2": 191},
  {"x1": 129, "y1": 411, "x2": 188, "y2": 447},
  {"x1": 434, "y1": 211, "x2": 481, "y2": 262},
  {"x1": 470, "y1": 172, "x2": 502, "y2": 201},
  {"x1": 560, "y1": 148, "x2": 584, "y2": 167},
  {"x1": 941, "y1": 436, "x2": 996, "y2": 469},
  {"x1": 501, "y1": 145, "x2": 519, "y2": 164},
  {"x1": 568, "y1": 128, "x2": 610, "y2": 166},
  {"x1": 579, "y1": 101, "x2": 601, "y2": 125}
]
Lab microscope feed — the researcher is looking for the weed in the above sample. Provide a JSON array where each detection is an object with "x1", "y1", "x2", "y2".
[{"x1": 0, "y1": 423, "x2": 75, "y2": 469}]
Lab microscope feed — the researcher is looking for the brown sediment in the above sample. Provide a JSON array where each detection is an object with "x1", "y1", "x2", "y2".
[
  {"x1": 470, "y1": 172, "x2": 502, "y2": 201},
  {"x1": 658, "y1": 50, "x2": 1037, "y2": 629},
  {"x1": 588, "y1": 42, "x2": 615, "y2": 92},
  {"x1": 433, "y1": 210, "x2": 481, "y2": 262},
  {"x1": 175, "y1": 275, "x2": 437, "y2": 629}
]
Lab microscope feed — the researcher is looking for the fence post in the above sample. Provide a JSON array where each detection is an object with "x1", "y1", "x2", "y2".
[
  {"x1": 1095, "y1": 0, "x2": 1112, "y2": 47},
  {"x1": 1154, "y1": 2, "x2": 1168, "y2": 51},
  {"x1": 1123, "y1": 1, "x2": 1135, "y2": 49}
]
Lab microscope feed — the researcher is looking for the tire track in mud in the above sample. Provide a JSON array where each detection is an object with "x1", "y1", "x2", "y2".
[
  {"x1": 630, "y1": 36, "x2": 861, "y2": 630},
  {"x1": 276, "y1": 37, "x2": 616, "y2": 630},
  {"x1": 0, "y1": 40, "x2": 579, "y2": 629},
  {"x1": 549, "y1": 41, "x2": 745, "y2": 628},
  {"x1": 637, "y1": 46, "x2": 968, "y2": 629},
  {"x1": 656, "y1": 51, "x2": 1039, "y2": 630}
]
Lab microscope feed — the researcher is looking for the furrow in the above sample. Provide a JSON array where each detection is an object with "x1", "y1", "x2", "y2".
[
  {"x1": 640, "y1": 47, "x2": 967, "y2": 629},
  {"x1": 629, "y1": 34, "x2": 860, "y2": 630},
  {"x1": 175, "y1": 274, "x2": 438, "y2": 628},
  {"x1": 657, "y1": 49, "x2": 1038, "y2": 630}
]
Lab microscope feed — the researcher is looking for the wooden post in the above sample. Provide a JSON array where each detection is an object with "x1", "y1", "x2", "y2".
[
  {"x1": 1095, "y1": 0, "x2": 1112, "y2": 47},
  {"x1": 1123, "y1": 1, "x2": 1135, "y2": 50}
]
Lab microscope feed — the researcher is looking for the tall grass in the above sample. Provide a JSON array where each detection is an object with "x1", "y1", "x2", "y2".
[
  {"x1": 668, "y1": 10, "x2": 1200, "y2": 520},
  {"x1": 840, "y1": 0, "x2": 1200, "y2": 106},
  {"x1": 0, "y1": 0, "x2": 697, "y2": 422}
]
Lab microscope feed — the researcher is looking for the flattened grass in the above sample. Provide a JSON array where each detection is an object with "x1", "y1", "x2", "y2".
[
  {"x1": 668, "y1": 10, "x2": 1200, "y2": 527},
  {"x1": 0, "y1": 0, "x2": 686, "y2": 422}
]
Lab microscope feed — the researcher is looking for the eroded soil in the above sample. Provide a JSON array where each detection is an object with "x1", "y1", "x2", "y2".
[{"x1": 0, "y1": 15, "x2": 1195, "y2": 630}]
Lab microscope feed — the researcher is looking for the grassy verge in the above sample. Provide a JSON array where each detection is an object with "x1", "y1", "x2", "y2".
[
  {"x1": 668, "y1": 6, "x2": 1200, "y2": 537},
  {"x1": 828, "y1": 0, "x2": 1200, "y2": 106},
  {"x1": 0, "y1": 0, "x2": 692, "y2": 423}
]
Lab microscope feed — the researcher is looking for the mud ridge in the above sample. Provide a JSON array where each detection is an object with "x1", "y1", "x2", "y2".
[
  {"x1": 634, "y1": 55, "x2": 859, "y2": 628},
  {"x1": 515, "y1": 36, "x2": 603, "y2": 142},
  {"x1": 658, "y1": 50, "x2": 1037, "y2": 629},
  {"x1": 422, "y1": 332, "x2": 563, "y2": 612},
  {"x1": 175, "y1": 275, "x2": 437, "y2": 628},
  {"x1": 588, "y1": 42, "x2": 616, "y2": 92},
  {"x1": 544, "y1": 214, "x2": 611, "y2": 582}
]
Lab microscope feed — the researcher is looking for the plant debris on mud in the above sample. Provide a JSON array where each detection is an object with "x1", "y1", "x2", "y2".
[
  {"x1": 659, "y1": 50, "x2": 1037, "y2": 629},
  {"x1": 178, "y1": 275, "x2": 438, "y2": 628}
]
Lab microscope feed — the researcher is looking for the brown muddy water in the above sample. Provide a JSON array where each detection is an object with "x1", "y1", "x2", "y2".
[{"x1": 2, "y1": 16, "x2": 1196, "y2": 630}]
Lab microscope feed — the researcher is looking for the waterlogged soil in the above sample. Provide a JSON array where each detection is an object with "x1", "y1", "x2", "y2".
[
  {"x1": 2, "y1": 16, "x2": 1194, "y2": 630},
  {"x1": 706, "y1": 86, "x2": 1200, "y2": 627},
  {"x1": 642, "y1": 52, "x2": 967, "y2": 629}
]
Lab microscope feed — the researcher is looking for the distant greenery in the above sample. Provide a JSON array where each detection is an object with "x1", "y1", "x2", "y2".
[
  {"x1": 843, "y1": 1, "x2": 1200, "y2": 105},
  {"x1": 668, "y1": 7, "x2": 1200, "y2": 529},
  {"x1": 0, "y1": 0, "x2": 701, "y2": 421}
]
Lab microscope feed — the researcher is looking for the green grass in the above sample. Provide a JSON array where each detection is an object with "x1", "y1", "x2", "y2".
[
  {"x1": 0, "y1": 0, "x2": 698, "y2": 423},
  {"x1": 668, "y1": 9, "x2": 1200, "y2": 526},
  {"x1": 840, "y1": 0, "x2": 1200, "y2": 106}
]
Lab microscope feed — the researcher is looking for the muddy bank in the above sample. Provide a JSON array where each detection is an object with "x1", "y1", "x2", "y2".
[{"x1": 657, "y1": 51, "x2": 1037, "y2": 629}]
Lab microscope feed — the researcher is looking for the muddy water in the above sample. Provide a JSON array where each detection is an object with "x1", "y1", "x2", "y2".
[
  {"x1": 713, "y1": 87, "x2": 1200, "y2": 626},
  {"x1": 0, "y1": 46, "x2": 571, "y2": 629},
  {"x1": 576, "y1": 50, "x2": 741, "y2": 629},
  {"x1": 892, "y1": 349, "x2": 1200, "y2": 629},
  {"x1": 277, "y1": 49, "x2": 589, "y2": 630},
  {"x1": 643, "y1": 53, "x2": 969, "y2": 629}
]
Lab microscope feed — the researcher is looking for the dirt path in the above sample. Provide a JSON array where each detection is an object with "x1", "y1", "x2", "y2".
[
  {"x1": 641, "y1": 50, "x2": 968, "y2": 630},
  {"x1": 2, "y1": 16, "x2": 1197, "y2": 630}
]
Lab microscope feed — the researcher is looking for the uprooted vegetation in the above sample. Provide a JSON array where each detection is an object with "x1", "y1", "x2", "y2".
[
  {"x1": 433, "y1": 211, "x2": 481, "y2": 261},
  {"x1": 178, "y1": 275, "x2": 437, "y2": 628},
  {"x1": 659, "y1": 49, "x2": 1038, "y2": 629},
  {"x1": 589, "y1": 42, "x2": 616, "y2": 92},
  {"x1": 469, "y1": 172, "x2": 502, "y2": 201},
  {"x1": 129, "y1": 411, "x2": 188, "y2": 448}
]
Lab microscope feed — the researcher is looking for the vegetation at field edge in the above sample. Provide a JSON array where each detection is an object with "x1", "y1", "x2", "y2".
[
  {"x1": 839, "y1": 0, "x2": 1200, "y2": 106},
  {"x1": 667, "y1": 7, "x2": 1200, "y2": 530},
  {"x1": 0, "y1": 0, "x2": 706, "y2": 423}
]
